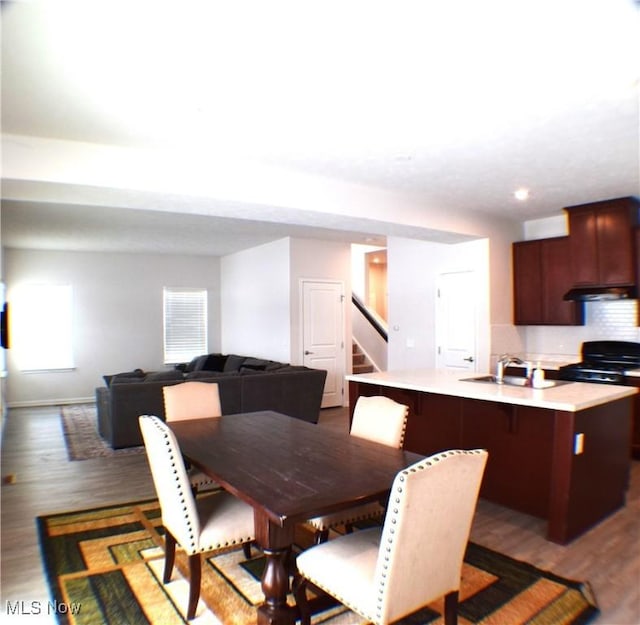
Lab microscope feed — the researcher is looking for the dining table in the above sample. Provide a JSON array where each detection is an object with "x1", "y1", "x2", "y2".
[{"x1": 169, "y1": 410, "x2": 424, "y2": 625}]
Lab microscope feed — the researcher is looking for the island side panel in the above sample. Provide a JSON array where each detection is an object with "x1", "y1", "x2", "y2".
[
  {"x1": 461, "y1": 400, "x2": 554, "y2": 518},
  {"x1": 548, "y1": 397, "x2": 633, "y2": 544},
  {"x1": 406, "y1": 393, "x2": 462, "y2": 456}
]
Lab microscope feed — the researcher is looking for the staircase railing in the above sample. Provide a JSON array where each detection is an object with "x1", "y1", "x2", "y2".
[{"x1": 351, "y1": 294, "x2": 388, "y2": 342}]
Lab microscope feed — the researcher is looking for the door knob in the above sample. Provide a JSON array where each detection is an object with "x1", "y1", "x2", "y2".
[
  {"x1": 463, "y1": 356, "x2": 475, "y2": 362},
  {"x1": 305, "y1": 350, "x2": 314, "y2": 355}
]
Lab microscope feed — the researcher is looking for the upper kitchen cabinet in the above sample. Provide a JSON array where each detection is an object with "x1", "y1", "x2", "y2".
[
  {"x1": 564, "y1": 197, "x2": 639, "y2": 287},
  {"x1": 513, "y1": 237, "x2": 584, "y2": 325}
]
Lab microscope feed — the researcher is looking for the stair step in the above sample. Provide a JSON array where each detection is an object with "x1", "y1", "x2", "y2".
[
  {"x1": 352, "y1": 342, "x2": 374, "y2": 374},
  {"x1": 352, "y1": 353, "x2": 366, "y2": 365}
]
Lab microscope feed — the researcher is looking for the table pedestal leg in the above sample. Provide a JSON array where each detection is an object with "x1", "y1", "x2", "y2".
[
  {"x1": 255, "y1": 511, "x2": 296, "y2": 625},
  {"x1": 258, "y1": 546, "x2": 294, "y2": 625}
]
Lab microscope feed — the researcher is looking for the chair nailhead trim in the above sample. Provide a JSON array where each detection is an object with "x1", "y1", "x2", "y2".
[
  {"x1": 373, "y1": 448, "x2": 483, "y2": 623},
  {"x1": 154, "y1": 420, "x2": 197, "y2": 549}
]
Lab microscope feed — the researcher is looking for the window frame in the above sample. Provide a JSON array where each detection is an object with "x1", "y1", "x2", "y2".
[{"x1": 163, "y1": 287, "x2": 208, "y2": 365}]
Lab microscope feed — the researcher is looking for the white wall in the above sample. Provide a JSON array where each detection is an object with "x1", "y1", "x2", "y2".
[
  {"x1": 220, "y1": 237, "x2": 352, "y2": 368},
  {"x1": 387, "y1": 238, "x2": 440, "y2": 370},
  {"x1": 350, "y1": 243, "x2": 386, "y2": 301},
  {"x1": 5, "y1": 249, "x2": 220, "y2": 406},
  {"x1": 523, "y1": 214, "x2": 568, "y2": 240},
  {"x1": 386, "y1": 237, "x2": 492, "y2": 372},
  {"x1": 220, "y1": 239, "x2": 291, "y2": 362}
]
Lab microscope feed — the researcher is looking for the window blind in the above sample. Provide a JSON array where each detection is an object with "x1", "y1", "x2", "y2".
[{"x1": 163, "y1": 287, "x2": 208, "y2": 364}]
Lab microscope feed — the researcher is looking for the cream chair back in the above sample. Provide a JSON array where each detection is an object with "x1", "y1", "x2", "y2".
[
  {"x1": 350, "y1": 395, "x2": 408, "y2": 448},
  {"x1": 163, "y1": 381, "x2": 222, "y2": 421},
  {"x1": 373, "y1": 449, "x2": 488, "y2": 624},
  {"x1": 139, "y1": 415, "x2": 201, "y2": 551}
]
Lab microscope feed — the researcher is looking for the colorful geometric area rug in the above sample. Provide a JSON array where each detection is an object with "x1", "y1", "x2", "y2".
[
  {"x1": 36, "y1": 495, "x2": 600, "y2": 625},
  {"x1": 60, "y1": 404, "x2": 145, "y2": 461}
]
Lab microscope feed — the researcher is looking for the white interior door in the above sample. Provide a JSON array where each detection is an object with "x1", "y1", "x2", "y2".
[
  {"x1": 436, "y1": 271, "x2": 477, "y2": 371},
  {"x1": 302, "y1": 280, "x2": 345, "y2": 408}
]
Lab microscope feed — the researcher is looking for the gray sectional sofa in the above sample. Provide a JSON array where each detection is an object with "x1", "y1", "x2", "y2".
[{"x1": 96, "y1": 353, "x2": 327, "y2": 448}]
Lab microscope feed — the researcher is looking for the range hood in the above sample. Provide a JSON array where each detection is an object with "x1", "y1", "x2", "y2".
[{"x1": 563, "y1": 285, "x2": 637, "y2": 301}]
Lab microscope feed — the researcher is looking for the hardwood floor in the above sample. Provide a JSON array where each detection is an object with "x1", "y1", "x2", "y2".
[{"x1": 1, "y1": 404, "x2": 638, "y2": 624}]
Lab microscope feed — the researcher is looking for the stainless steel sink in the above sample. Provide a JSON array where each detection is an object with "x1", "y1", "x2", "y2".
[{"x1": 461, "y1": 375, "x2": 570, "y2": 388}]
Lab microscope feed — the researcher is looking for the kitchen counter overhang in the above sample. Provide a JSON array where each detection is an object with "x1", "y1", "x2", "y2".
[{"x1": 346, "y1": 369, "x2": 637, "y2": 412}]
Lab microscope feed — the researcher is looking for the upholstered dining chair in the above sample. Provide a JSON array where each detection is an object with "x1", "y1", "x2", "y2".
[
  {"x1": 163, "y1": 381, "x2": 222, "y2": 491},
  {"x1": 304, "y1": 395, "x2": 409, "y2": 543},
  {"x1": 139, "y1": 415, "x2": 255, "y2": 620},
  {"x1": 294, "y1": 449, "x2": 488, "y2": 625}
]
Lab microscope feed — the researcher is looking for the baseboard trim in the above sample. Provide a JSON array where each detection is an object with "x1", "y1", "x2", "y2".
[{"x1": 8, "y1": 397, "x2": 95, "y2": 409}]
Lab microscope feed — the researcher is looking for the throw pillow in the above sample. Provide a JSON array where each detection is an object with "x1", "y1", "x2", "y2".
[
  {"x1": 186, "y1": 354, "x2": 208, "y2": 372},
  {"x1": 241, "y1": 357, "x2": 269, "y2": 371},
  {"x1": 202, "y1": 353, "x2": 228, "y2": 371},
  {"x1": 224, "y1": 354, "x2": 247, "y2": 372}
]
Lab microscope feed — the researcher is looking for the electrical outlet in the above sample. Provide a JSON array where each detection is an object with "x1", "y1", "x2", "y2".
[{"x1": 574, "y1": 433, "x2": 585, "y2": 455}]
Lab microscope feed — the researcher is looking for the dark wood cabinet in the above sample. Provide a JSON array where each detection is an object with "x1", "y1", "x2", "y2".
[
  {"x1": 404, "y1": 393, "x2": 462, "y2": 456},
  {"x1": 513, "y1": 237, "x2": 584, "y2": 325},
  {"x1": 513, "y1": 240, "x2": 542, "y2": 323},
  {"x1": 461, "y1": 401, "x2": 554, "y2": 517},
  {"x1": 565, "y1": 197, "x2": 638, "y2": 287},
  {"x1": 461, "y1": 400, "x2": 513, "y2": 504}
]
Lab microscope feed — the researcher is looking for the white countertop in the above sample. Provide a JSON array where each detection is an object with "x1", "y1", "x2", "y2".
[{"x1": 346, "y1": 369, "x2": 638, "y2": 412}]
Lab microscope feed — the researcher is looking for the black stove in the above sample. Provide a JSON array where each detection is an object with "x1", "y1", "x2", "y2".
[{"x1": 558, "y1": 340, "x2": 640, "y2": 384}]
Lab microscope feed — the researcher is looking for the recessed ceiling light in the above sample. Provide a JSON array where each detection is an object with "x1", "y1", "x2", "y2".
[{"x1": 514, "y1": 188, "x2": 530, "y2": 201}]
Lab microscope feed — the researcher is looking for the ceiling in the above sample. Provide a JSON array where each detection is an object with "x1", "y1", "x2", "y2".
[{"x1": 2, "y1": 0, "x2": 639, "y2": 256}]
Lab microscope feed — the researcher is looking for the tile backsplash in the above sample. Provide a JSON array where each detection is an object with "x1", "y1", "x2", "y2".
[
  {"x1": 524, "y1": 299, "x2": 640, "y2": 358},
  {"x1": 589, "y1": 299, "x2": 638, "y2": 340}
]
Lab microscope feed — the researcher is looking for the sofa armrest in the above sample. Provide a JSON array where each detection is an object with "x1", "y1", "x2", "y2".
[
  {"x1": 276, "y1": 368, "x2": 327, "y2": 423},
  {"x1": 95, "y1": 386, "x2": 112, "y2": 443},
  {"x1": 108, "y1": 380, "x2": 181, "y2": 448}
]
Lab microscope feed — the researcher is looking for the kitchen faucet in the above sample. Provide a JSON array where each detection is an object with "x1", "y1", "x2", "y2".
[{"x1": 495, "y1": 354, "x2": 526, "y2": 383}]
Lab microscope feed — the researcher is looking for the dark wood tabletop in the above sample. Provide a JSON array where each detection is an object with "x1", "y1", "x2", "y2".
[{"x1": 170, "y1": 410, "x2": 423, "y2": 625}]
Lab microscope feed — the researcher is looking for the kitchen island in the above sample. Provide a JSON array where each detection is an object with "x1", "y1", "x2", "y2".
[{"x1": 346, "y1": 369, "x2": 636, "y2": 544}]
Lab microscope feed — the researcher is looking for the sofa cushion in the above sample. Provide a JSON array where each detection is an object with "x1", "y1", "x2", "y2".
[
  {"x1": 265, "y1": 360, "x2": 287, "y2": 371},
  {"x1": 110, "y1": 376, "x2": 146, "y2": 385},
  {"x1": 145, "y1": 370, "x2": 185, "y2": 382},
  {"x1": 104, "y1": 369, "x2": 145, "y2": 386},
  {"x1": 185, "y1": 370, "x2": 236, "y2": 379},
  {"x1": 202, "y1": 353, "x2": 229, "y2": 372}
]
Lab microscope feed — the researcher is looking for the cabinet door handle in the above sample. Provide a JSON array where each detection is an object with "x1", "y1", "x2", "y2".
[
  {"x1": 463, "y1": 356, "x2": 475, "y2": 362},
  {"x1": 304, "y1": 350, "x2": 314, "y2": 355}
]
